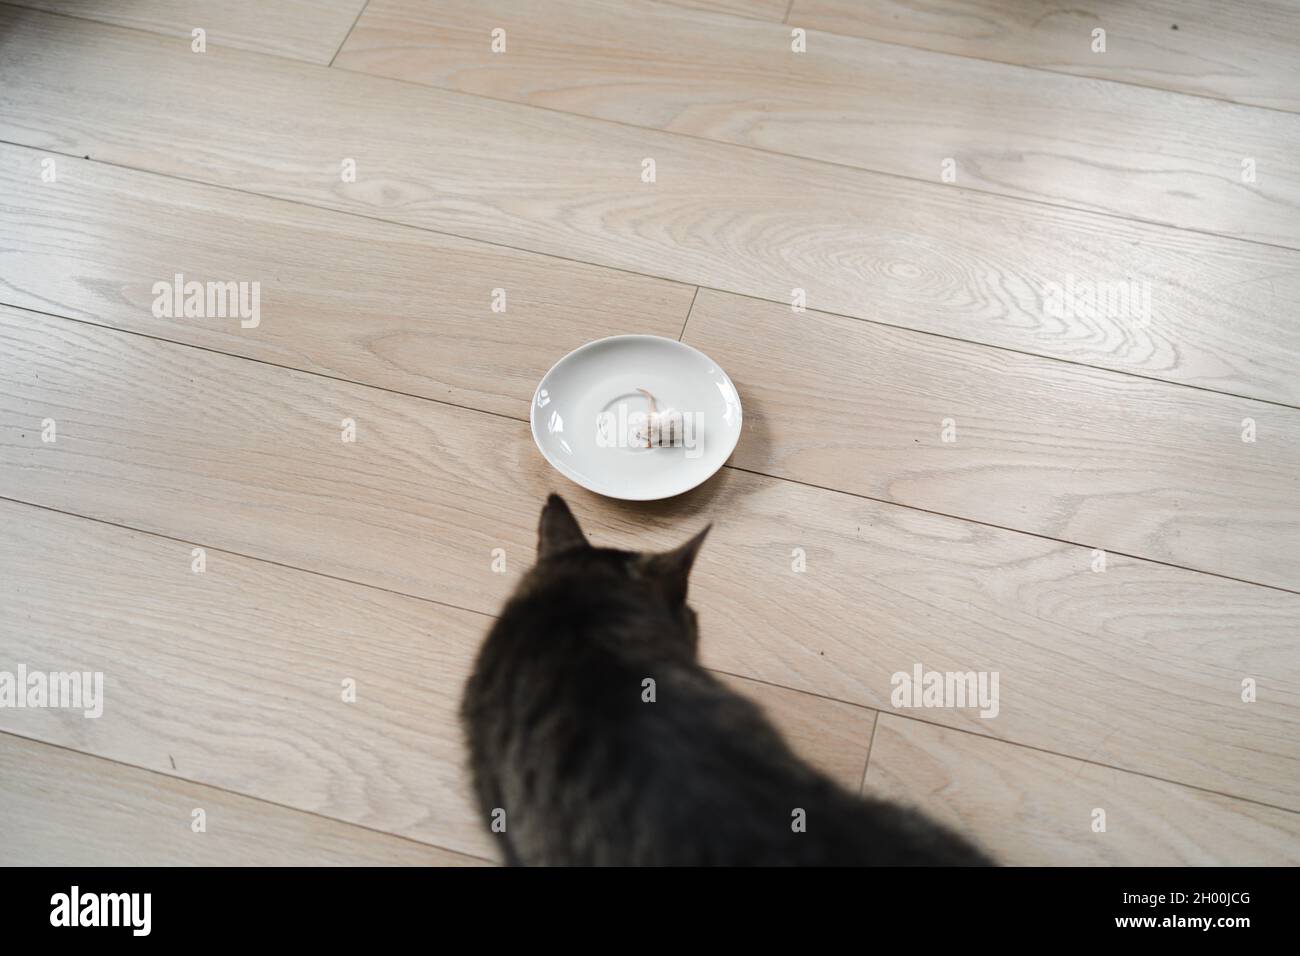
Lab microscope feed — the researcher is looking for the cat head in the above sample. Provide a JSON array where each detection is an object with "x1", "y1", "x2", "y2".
[{"x1": 530, "y1": 494, "x2": 711, "y2": 650}]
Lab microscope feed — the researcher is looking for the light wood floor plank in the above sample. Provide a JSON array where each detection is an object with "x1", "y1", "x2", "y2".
[
  {"x1": 334, "y1": 0, "x2": 1300, "y2": 248},
  {"x1": 6, "y1": 142, "x2": 1298, "y2": 410},
  {"x1": 0, "y1": 499, "x2": 873, "y2": 858},
  {"x1": 5, "y1": 0, "x2": 366, "y2": 64},
  {"x1": 683, "y1": 289, "x2": 1300, "y2": 590},
  {"x1": 3, "y1": 307, "x2": 1296, "y2": 810},
  {"x1": 4, "y1": 9, "x2": 1300, "y2": 403},
  {"x1": 6, "y1": 143, "x2": 1297, "y2": 578},
  {"x1": 660, "y1": 0, "x2": 789, "y2": 21},
  {"x1": 0, "y1": 502, "x2": 497, "y2": 859},
  {"x1": 0, "y1": 146, "x2": 692, "y2": 420},
  {"x1": 865, "y1": 715, "x2": 1300, "y2": 865},
  {"x1": 791, "y1": 0, "x2": 1300, "y2": 114},
  {"x1": 0, "y1": 733, "x2": 485, "y2": 866}
]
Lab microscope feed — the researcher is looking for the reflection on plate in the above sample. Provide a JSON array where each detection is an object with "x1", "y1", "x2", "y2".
[{"x1": 530, "y1": 335, "x2": 742, "y2": 501}]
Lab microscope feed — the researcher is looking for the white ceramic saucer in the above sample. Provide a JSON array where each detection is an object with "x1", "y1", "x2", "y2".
[{"x1": 530, "y1": 335, "x2": 742, "y2": 501}]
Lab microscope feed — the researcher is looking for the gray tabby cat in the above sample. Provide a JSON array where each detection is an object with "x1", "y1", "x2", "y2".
[{"x1": 460, "y1": 494, "x2": 993, "y2": 866}]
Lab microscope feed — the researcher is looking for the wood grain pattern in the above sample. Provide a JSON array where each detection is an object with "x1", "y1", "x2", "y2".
[
  {"x1": 660, "y1": 0, "x2": 789, "y2": 21},
  {"x1": 6, "y1": 143, "x2": 1299, "y2": 412},
  {"x1": 791, "y1": 0, "x2": 1300, "y2": 114},
  {"x1": 5, "y1": 0, "x2": 1295, "y2": 868},
  {"x1": 0, "y1": 499, "x2": 874, "y2": 858},
  {"x1": 334, "y1": 0, "x2": 1300, "y2": 248},
  {"x1": 683, "y1": 289, "x2": 1300, "y2": 590},
  {"x1": 0, "y1": 733, "x2": 485, "y2": 866},
  {"x1": 4, "y1": 307, "x2": 1296, "y2": 810},
  {"x1": 865, "y1": 716, "x2": 1300, "y2": 865},
  {"x1": 6, "y1": 142, "x2": 1298, "y2": 576},
  {"x1": 10, "y1": 133, "x2": 1294, "y2": 587},
  {"x1": 0, "y1": 145, "x2": 692, "y2": 420},
  {"x1": 5, "y1": 0, "x2": 367, "y2": 64},
  {"x1": 4, "y1": 8, "x2": 1300, "y2": 403},
  {"x1": 0, "y1": 501, "x2": 497, "y2": 859}
]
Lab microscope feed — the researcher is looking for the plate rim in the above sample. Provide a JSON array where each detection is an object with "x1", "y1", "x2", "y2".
[{"x1": 529, "y1": 333, "x2": 743, "y2": 501}]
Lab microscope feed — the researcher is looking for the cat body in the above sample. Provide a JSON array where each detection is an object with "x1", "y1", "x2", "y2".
[{"x1": 460, "y1": 495, "x2": 993, "y2": 866}]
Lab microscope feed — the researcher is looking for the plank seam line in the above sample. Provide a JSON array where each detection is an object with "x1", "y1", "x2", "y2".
[
  {"x1": 720, "y1": 463, "x2": 1300, "y2": 596},
  {"x1": 781, "y1": 15, "x2": 1300, "y2": 120},
  {"x1": 1, "y1": 2, "x2": 1297, "y2": 254},
  {"x1": 710, "y1": 668, "x2": 1300, "y2": 818},
  {"x1": 679, "y1": 286, "x2": 700, "y2": 341},
  {"x1": 10, "y1": 0, "x2": 1299, "y2": 119},
  {"x1": 5, "y1": 140, "x2": 1298, "y2": 413},
  {"x1": 5, "y1": 493, "x2": 1299, "y2": 819},
  {"x1": 328, "y1": 0, "x2": 370, "y2": 68},
  {"x1": 0, "y1": 727, "x2": 496, "y2": 864},
  {"x1": 8, "y1": 301, "x2": 1300, "y2": 596},
  {"x1": 0, "y1": 0, "x2": 330, "y2": 67},
  {"x1": 327, "y1": 56, "x2": 1300, "y2": 255},
  {"x1": 859, "y1": 711, "x2": 879, "y2": 795}
]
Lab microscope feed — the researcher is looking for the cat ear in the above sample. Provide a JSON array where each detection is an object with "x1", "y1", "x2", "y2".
[
  {"x1": 538, "y1": 494, "x2": 589, "y2": 558},
  {"x1": 641, "y1": 524, "x2": 711, "y2": 604}
]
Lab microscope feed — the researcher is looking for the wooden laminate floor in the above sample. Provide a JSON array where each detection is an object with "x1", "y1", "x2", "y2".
[{"x1": 1, "y1": 0, "x2": 1297, "y2": 866}]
